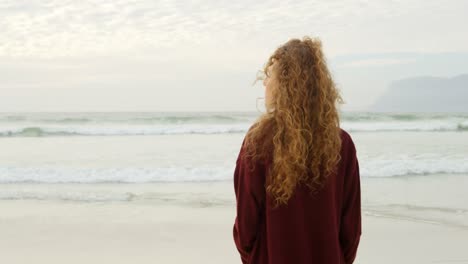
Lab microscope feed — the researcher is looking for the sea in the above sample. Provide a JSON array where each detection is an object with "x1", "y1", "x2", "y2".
[{"x1": 1, "y1": 111, "x2": 467, "y2": 228}]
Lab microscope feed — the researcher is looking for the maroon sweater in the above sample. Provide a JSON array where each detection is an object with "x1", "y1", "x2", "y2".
[{"x1": 233, "y1": 128, "x2": 361, "y2": 264}]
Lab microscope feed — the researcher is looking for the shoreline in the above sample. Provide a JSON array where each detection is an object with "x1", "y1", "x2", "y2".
[{"x1": 1, "y1": 181, "x2": 468, "y2": 263}]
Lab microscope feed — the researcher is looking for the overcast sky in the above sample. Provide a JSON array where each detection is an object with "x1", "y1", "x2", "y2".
[{"x1": 1, "y1": 0, "x2": 467, "y2": 112}]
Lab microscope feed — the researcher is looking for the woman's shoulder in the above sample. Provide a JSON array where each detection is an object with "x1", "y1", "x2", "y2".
[
  {"x1": 339, "y1": 128, "x2": 354, "y2": 143},
  {"x1": 339, "y1": 128, "x2": 357, "y2": 155},
  {"x1": 339, "y1": 127, "x2": 351, "y2": 140}
]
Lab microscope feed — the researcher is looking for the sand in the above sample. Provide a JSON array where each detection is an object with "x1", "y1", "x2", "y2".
[{"x1": 1, "y1": 182, "x2": 467, "y2": 264}]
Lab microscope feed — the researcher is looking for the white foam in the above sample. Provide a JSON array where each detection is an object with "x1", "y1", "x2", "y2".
[
  {"x1": 0, "y1": 166, "x2": 235, "y2": 183},
  {"x1": 342, "y1": 119, "x2": 468, "y2": 132},
  {"x1": 1, "y1": 157, "x2": 467, "y2": 185},
  {"x1": 0, "y1": 123, "x2": 252, "y2": 137},
  {"x1": 361, "y1": 156, "x2": 468, "y2": 178}
]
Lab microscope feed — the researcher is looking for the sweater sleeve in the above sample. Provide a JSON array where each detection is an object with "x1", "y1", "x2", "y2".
[
  {"x1": 232, "y1": 138, "x2": 265, "y2": 264},
  {"x1": 339, "y1": 136, "x2": 362, "y2": 264}
]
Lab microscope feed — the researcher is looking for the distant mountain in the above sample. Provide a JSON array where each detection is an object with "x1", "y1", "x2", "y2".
[{"x1": 369, "y1": 74, "x2": 468, "y2": 112}]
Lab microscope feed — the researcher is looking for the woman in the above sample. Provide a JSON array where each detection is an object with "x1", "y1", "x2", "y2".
[{"x1": 233, "y1": 37, "x2": 362, "y2": 264}]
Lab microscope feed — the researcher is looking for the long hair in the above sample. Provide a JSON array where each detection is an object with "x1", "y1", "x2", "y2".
[{"x1": 243, "y1": 36, "x2": 345, "y2": 207}]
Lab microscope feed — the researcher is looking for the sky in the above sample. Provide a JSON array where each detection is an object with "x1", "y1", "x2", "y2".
[{"x1": 1, "y1": 0, "x2": 467, "y2": 112}]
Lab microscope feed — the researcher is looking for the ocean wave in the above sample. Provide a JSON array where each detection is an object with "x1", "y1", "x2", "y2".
[
  {"x1": 0, "y1": 166, "x2": 235, "y2": 183},
  {"x1": 0, "y1": 188, "x2": 235, "y2": 205},
  {"x1": 343, "y1": 120, "x2": 468, "y2": 132},
  {"x1": 0, "y1": 120, "x2": 467, "y2": 137},
  {"x1": 0, "y1": 112, "x2": 467, "y2": 136},
  {"x1": 131, "y1": 115, "x2": 251, "y2": 124},
  {"x1": 0, "y1": 113, "x2": 256, "y2": 124},
  {"x1": 44, "y1": 117, "x2": 92, "y2": 123},
  {"x1": 341, "y1": 112, "x2": 468, "y2": 121},
  {"x1": 0, "y1": 190, "x2": 134, "y2": 202},
  {"x1": 1, "y1": 160, "x2": 467, "y2": 184},
  {"x1": 361, "y1": 157, "x2": 468, "y2": 178},
  {"x1": 0, "y1": 125, "x2": 249, "y2": 137}
]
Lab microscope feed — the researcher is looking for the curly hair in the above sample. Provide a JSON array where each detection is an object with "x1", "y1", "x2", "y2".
[{"x1": 243, "y1": 36, "x2": 345, "y2": 208}]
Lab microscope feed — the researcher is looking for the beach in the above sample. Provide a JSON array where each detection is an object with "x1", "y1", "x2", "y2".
[
  {"x1": 2, "y1": 0, "x2": 468, "y2": 262},
  {"x1": 1, "y1": 181, "x2": 468, "y2": 264},
  {"x1": 1, "y1": 112, "x2": 467, "y2": 263}
]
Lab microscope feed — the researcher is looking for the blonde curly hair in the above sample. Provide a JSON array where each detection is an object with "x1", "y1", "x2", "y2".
[{"x1": 243, "y1": 36, "x2": 345, "y2": 207}]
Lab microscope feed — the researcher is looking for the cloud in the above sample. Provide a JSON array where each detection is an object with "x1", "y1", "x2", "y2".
[
  {"x1": 0, "y1": 0, "x2": 467, "y2": 111},
  {"x1": 0, "y1": 0, "x2": 466, "y2": 58}
]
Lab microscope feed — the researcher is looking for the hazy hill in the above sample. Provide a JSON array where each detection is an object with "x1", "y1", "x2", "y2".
[{"x1": 369, "y1": 74, "x2": 468, "y2": 112}]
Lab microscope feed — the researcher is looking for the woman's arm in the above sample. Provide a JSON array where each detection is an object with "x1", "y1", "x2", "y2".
[
  {"x1": 233, "y1": 138, "x2": 265, "y2": 263},
  {"x1": 339, "y1": 137, "x2": 362, "y2": 264}
]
